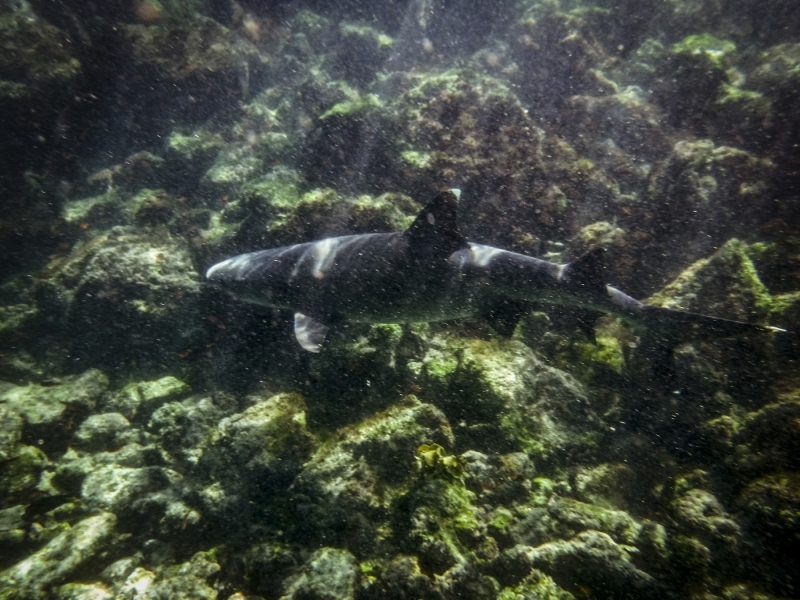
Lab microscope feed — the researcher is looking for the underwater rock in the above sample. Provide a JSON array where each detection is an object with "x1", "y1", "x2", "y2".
[
  {"x1": 652, "y1": 34, "x2": 738, "y2": 129},
  {"x1": 497, "y1": 568, "x2": 574, "y2": 600},
  {"x1": 0, "y1": 1, "x2": 80, "y2": 100},
  {"x1": 54, "y1": 582, "x2": 113, "y2": 599},
  {"x1": 107, "y1": 550, "x2": 220, "y2": 600},
  {"x1": 417, "y1": 336, "x2": 602, "y2": 459},
  {"x1": 545, "y1": 497, "x2": 642, "y2": 546},
  {"x1": 706, "y1": 82, "x2": 773, "y2": 150},
  {"x1": 0, "y1": 512, "x2": 117, "y2": 598},
  {"x1": 81, "y1": 464, "x2": 179, "y2": 518},
  {"x1": 563, "y1": 87, "x2": 669, "y2": 181},
  {"x1": 0, "y1": 404, "x2": 23, "y2": 462},
  {"x1": 498, "y1": 531, "x2": 660, "y2": 599},
  {"x1": 509, "y1": 13, "x2": 613, "y2": 116},
  {"x1": 226, "y1": 167, "x2": 421, "y2": 254},
  {"x1": 638, "y1": 143, "x2": 775, "y2": 296},
  {"x1": 280, "y1": 547, "x2": 358, "y2": 600},
  {"x1": 670, "y1": 485, "x2": 740, "y2": 545},
  {"x1": 328, "y1": 22, "x2": 394, "y2": 87},
  {"x1": 148, "y1": 394, "x2": 225, "y2": 460},
  {"x1": 733, "y1": 394, "x2": 800, "y2": 474},
  {"x1": 77, "y1": 152, "x2": 166, "y2": 200},
  {"x1": 38, "y1": 227, "x2": 205, "y2": 375},
  {"x1": 736, "y1": 473, "x2": 800, "y2": 595},
  {"x1": 143, "y1": 550, "x2": 220, "y2": 599},
  {"x1": 389, "y1": 69, "x2": 547, "y2": 239},
  {"x1": 73, "y1": 413, "x2": 132, "y2": 453},
  {"x1": 0, "y1": 443, "x2": 48, "y2": 507},
  {"x1": 572, "y1": 463, "x2": 638, "y2": 512},
  {"x1": 288, "y1": 395, "x2": 453, "y2": 554},
  {"x1": 462, "y1": 451, "x2": 536, "y2": 508},
  {"x1": 649, "y1": 238, "x2": 772, "y2": 323},
  {"x1": 360, "y1": 554, "x2": 439, "y2": 600},
  {"x1": 305, "y1": 322, "x2": 427, "y2": 428},
  {"x1": 396, "y1": 475, "x2": 490, "y2": 577},
  {"x1": 0, "y1": 369, "x2": 109, "y2": 454},
  {"x1": 748, "y1": 43, "x2": 800, "y2": 158},
  {"x1": 121, "y1": 16, "x2": 262, "y2": 84},
  {"x1": 103, "y1": 375, "x2": 190, "y2": 422},
  {"x1": 194, "y1": 392, "x2": 315, "y2": 533}
]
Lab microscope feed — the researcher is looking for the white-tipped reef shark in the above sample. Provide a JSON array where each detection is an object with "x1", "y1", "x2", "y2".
[{"x1": 207, "y1": 189, "x2": 784, "y2": 352}]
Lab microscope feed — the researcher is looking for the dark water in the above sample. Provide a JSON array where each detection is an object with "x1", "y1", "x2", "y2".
[{"x1": 1, "y1": 0, "x2": 799, "y2": 598}]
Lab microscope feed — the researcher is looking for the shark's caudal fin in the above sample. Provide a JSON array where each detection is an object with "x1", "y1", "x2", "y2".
[
  {"x1": 404, "y1": 189, "x2": 469, "y2": 262},
  {"x1": 639, "y1": 305, "x2": 784, "y2": 343}
]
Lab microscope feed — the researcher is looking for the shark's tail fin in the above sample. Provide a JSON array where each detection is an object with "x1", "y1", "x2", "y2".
[
  {"x1": 638, "y1": 305, "x2": 784, "y2": 344},
  {"x1": 628, "y1": 306, "x2": 784, "y2": 388}
]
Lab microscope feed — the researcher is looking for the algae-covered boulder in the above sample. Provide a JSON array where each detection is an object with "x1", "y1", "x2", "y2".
[
  {"x1": 497, "y1": 569, "x2": 575, "y2": 600},
  {"x1": 652, "y1": 34, "x2": 737, "y2": 129},
  {"x1": 328, "y1": 22, "x2": 394, "y2": 87},
  {"x1": 498, "y1": 531, "x2": 661, "y2": 600},
  {"x1": 225, "y1": 167, "x2": 421, "y2": 253},
  {"x1": 81, "y1": 465, "x2": 175, "y2": 513},
  {"x1": 72, "y1": 413, "x2": 132, "y2": 453},
  {"x1": 288, "y1": 395, "x2": 453, "y2": 554},
  {"x1": 0, "y1": 444, "x2": 48, "y2": 507},
  {"x1": 122, "y1": 16, "x2": 261, "y2": 88},
  {"x1": 0, "y1": 369, "x2": 109, "y2": 453},
  {"x1": 748, "y1": 43, "x2": 800, "y2": 159},
  {"x1": 0, "y1": 513, "x2": 117, "y2": 598},
  {"x1": 102, "y1": 375, "x2": 190, "y2": 422},
  {"x1": 648, "y1": 238, "x2": 773, "y2": 323},
  {"x1": 54, "y1": 582, "x2": 113, "y2": 599},
  {"x1": 36, "y1": 227, "x2": 205, "y2": 374},
  {"x1": 0, "y1": 403, "x2": 25, "y2": 462},
  {"x1": 736, "y1": 473, "x2": 800, "y2": 596},
  {"x1": 637, "y1": 142, "x2": 775, "y2": 296},
  {"x1": 305, "y1": 322, "x2": 427, "y2": 428},
  {"x1": 733, "y1": 394, "x2": 800, "y2": 474},
  {"x1": 510, "y1": 13, "x2": 612, "y2": 115},
  {"x1": 416, "y1": 336, "x2": 603, "y2": 459},
  {"x1": 280, "y1": 547, "x2": 359, "y2": 600},
  {"x1": 194, "y1": 392, "x2": 316, "y2": 531}
]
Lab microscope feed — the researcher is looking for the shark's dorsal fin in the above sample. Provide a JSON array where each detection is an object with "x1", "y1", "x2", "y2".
[
  {"x1": 561, "y1": 247, "x2": 608, "y2": 296},
  {"x1": 294, "y1": 312, "x2": 330, "y2": 352},
  {"x1": 404, "y1": 189, "x2": 468, "y2": 262}
]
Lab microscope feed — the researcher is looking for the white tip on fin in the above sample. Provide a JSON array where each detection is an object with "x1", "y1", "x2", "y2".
[
  {"x1": 294, "y1": 312, "x2": 330, "y2": 352},
  {"x1": 450, "y1": 188, "x2": 461, "y2": 200}
]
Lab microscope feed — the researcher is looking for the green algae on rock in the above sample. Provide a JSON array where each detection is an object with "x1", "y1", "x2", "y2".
[
  {"x1": 416, "y1": 335, "x2": 603, "y2": 461},
  {"x1": 0, "y1": 513, "x2": 117, "y2": 599},
  {"x1": 648, "y1": 238, "x2": 773, "y2": 323}
]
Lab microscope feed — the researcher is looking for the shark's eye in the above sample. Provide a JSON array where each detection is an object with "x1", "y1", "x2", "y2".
[{"x1": 427, "y1": 213, "x2": 436, "y2": 225}]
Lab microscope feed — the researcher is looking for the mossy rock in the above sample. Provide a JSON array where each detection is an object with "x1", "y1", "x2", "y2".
[
  {"x1": 648, "y1": 238, "x2": 773, "y2": 322},
  {"x1": 418, "y1": 335, "x2": 603, "y2": 460}
]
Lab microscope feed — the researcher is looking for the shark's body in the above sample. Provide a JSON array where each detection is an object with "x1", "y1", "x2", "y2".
[{"x1": 207, "y1": 190, "x2": 779, "y2": 352}]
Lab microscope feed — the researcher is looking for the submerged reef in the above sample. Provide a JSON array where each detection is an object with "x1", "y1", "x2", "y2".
[{"x1": 1, "y1": 0, "x2": 800, "y2": 599}]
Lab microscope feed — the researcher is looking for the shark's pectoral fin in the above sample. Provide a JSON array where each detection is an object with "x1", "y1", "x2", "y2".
[
  {"x1": 481, "y1": 298, "x2": 532, "y2": 338},
  {"x1": 405, "y1": 189, "x2": 469, "y2": 262},
  {"x1": 294, "y1": 312, "x2": 330, "y2": 353},
  {"x1": 562, "y1": 247, "x2": 608, "y2": 296}
]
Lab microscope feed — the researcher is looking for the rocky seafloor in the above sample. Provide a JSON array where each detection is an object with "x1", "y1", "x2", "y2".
[{"x1": 1, "y1": 0, "x2": 800, "y2": 598}]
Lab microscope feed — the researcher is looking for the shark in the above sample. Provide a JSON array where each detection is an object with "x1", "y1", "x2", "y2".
[{"x1": 206, "y1": 189, "x2": 782, "y2": 352}]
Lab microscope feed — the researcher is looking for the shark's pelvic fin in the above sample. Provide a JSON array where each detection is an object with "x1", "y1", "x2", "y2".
[
  {"x1": 561, "y1": 247, "x2": 609, "y2": 296},
  {"x1": 294, "y1": 312, "x2": 330, "y2": 353},
  {"x1": 404, "y1": 189, "x2": 469, "y2": 262}
]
